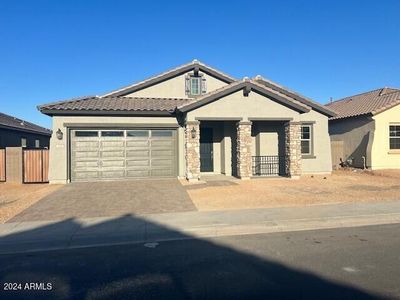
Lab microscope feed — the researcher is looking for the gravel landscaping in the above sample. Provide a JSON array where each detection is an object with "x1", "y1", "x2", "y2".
[
  {"x1": 0, "y1": 183, "x2": 62, "y2": 223},
  {"x1": 186, "y1": 170, "x2": 400, "y2": 211}
]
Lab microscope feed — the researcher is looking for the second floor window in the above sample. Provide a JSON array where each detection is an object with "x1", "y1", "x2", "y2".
[
  {"x1": 186, "y1": 74, "x2": 206, "y2": 97},
  {"x1": 190, "y1": 77, "x2": 201, "y2": 95}
]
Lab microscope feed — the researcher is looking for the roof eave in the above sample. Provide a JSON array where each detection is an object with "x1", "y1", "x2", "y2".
[
  {"x1": 178, "y1": 81, "x2": 311, "y2": 114},
  {"x1": 39, "y1": 109, "x2": 175, "y2": 117},
  {"x1": 255, "y1": 77, "x2": 336, "y2": 117},
  {"x1": 0, "y1": 124, "x2": 51, "y2": 136}
]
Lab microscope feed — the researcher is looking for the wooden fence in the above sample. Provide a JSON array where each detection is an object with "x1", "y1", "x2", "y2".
[
  {"x1": 0, "y1": 149, "x2": 5, "y2": 182},
  {"x1": 331, "y1": 140, "x2": 344, "y2": 169},
  {"x1": 23, "y1": 149, "x2": 49, "y2": 183}
]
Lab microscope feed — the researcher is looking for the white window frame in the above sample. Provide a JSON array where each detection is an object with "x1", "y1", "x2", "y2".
[
  {"x1": 190, "y1": 76, "x2": 201, "y2": 96},
  {"x1": 35, "y1": 139, "x2": 40, "y2": 148},
  {"x1": 389, "y1": 124, "x2": 400, "y2": 150},
  {"x1": 21, "y1": 137, "x2": 27, "y2": 148},
  {"x1": 300, "y1": 125, "x2": 313, "y2": 156}
]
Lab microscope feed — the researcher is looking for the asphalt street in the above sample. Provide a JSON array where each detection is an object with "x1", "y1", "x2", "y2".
[{"x1": 0, "y1": 223, "x2": 399, "y2": 300}]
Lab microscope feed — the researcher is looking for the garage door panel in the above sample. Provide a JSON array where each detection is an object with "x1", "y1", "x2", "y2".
[
  {"x1": 74, "y1": 151, "x2": 99, "y2": 159},
  {"x1": 73, "y1": 171, "x2": 99, "y2": 180},
  {"x1": 152, "y1": 158, "x2": 174, "y2": 167},
  {"x1": 73, "y1": 161, "x2": 99, "y2": 168},
  {"x1": 101, "y1": 170, "x2": 125, "y2": 178},
  {"x1": 126, "y1": 170, "x2": 151, "y2": 178},
  {"x1": 101, "y1": 160, "x2": 125, "y2": 168},
  {"x1": 101, "y1": 150, "x2": 125, "y2": 158},
  {"x1": 73, "y1": 141, "x2": 99, "y2": 148},
  {"x1": 126, "y1": 150, "x2": 150, "y2": 157},
  {"x1": 101, "y1": 140, "x2": 125, "y2": 148},
  {"x1": 126, "y1": 140, "x2": 149, "y2": 147},
  {"x1": 71, "y1": 129, "x2": 176, "y2": 181},
  {"x1": 151, "y1": 149, "x2": 174, "y2": 157},
  {"x1": 151, "y1": 140, "x2": 174, "y2": 148},
  {"x1": 126, "y1": 159, "x2": 149, "y2": 167}
]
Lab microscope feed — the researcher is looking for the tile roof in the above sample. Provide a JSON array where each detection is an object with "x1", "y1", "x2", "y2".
[
  {"x1": 0, "y1": 112, "x2": 51, "y2": 135},
  {"x1": 326, "y1": 87, "x2": 400, "y2": 120},
  {"x1": 254, "y1": 76, "x2": 336, "y2": 117},
  {"x1": 38, "y1": 96, "x2": 192, "y2": 115}
]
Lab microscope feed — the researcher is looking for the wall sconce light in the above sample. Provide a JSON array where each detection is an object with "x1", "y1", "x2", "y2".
[
  {"x1": 56, "y1": 128, "x2": 63, "y2": 140},
  {"x1": 191, "y1": 127, "x2": 197, "y2": 139}
]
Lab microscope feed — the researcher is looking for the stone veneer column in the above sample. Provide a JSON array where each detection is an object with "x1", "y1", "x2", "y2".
[
  {"x1": 185, "y1": 121, "x2": 200, "y2": 181},
  {"x1": 285, "y1": 122, "x2": 302, "y2": 178},
  {"x1": 236, "y1": 121, "x2": 252, "y2": 179}
]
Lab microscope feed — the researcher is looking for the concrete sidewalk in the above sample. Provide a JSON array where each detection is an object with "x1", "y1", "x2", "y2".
[{"x1": 1, "y1": 200, "x2": 400, "y2": 254}]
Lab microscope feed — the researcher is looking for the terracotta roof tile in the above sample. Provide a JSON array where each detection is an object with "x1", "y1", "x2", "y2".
[
  {"x1": 38, "y1": 96, "x2": 191, "y2": 115},
  {"x1": 326, "y1": 87, "x2": 400, "y2": 120}
]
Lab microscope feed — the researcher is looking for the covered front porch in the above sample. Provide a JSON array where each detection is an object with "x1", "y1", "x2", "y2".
[{"x1": 184, "y1": 119, "x2": 302, "y2": 181}]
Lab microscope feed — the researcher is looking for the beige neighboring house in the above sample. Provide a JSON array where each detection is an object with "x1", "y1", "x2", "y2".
[
  {"x1": 327, "y1": 87, "x2": 400, "y2": 169},
  {"x1": 38, "y1": 60, "x2": 335, "y2": 184}
]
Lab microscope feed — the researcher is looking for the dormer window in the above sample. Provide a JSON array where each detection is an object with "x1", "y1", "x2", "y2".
[{"x1": 185, "y1": 73, "x2": 206, "y2": 97}]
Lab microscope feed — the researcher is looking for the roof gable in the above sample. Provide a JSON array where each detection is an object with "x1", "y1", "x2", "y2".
[
  {"x1": 103, "y1": 60, "x2": 236, "y2": 97},
  {"x1": 326, "y1": 87, "x2": 400, "y2": 120},
  {"x1": 178, "y1": 79, "x2": 311, "y2": 114},
  {"x1": 254, "y1": 76, "x2": 336, "y2": 117}
]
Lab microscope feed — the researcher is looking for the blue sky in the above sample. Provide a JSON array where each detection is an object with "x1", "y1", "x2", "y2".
[{"x1": 0, "y1": 0, "x2": 399, "y2": 129}]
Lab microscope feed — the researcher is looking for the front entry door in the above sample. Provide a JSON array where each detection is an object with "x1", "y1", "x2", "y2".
[{"x1": 200, "y1": 128, "x2": 213, "y2": 172}]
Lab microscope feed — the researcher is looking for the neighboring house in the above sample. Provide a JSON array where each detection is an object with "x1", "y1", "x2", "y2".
[
  {"x1": 0, "y1": 112, "x2": 51, "y2": 149},
  {"x1": 38, "y1": 60, "x2": 335, "y2": 184},
  {"x1": 326, "y1": 87, "x2": 400, "y2": 169}
]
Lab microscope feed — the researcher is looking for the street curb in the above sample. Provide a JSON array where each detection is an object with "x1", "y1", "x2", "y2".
[{"x1": 0, "y1": 213, "x2": 399, "y2": 255}]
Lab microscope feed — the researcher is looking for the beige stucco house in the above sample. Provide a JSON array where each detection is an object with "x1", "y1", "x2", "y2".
[
  {"x1": 38, "y1": 60, "x2": 335, "y2": 184},
  {"x1": 327, "y1": 87, "x2": 400, "y2": 169}
]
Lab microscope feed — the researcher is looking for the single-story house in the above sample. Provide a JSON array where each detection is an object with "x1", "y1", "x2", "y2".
[
  {"x1": 0, "y1": 112, "x2": 51, "y2": 148},
  {"x1": 38, "y1": 60, "x2": 335, "y2": 184},
  {"x1": 326, "y1": 87, "x2": 400, "y2": 169}
]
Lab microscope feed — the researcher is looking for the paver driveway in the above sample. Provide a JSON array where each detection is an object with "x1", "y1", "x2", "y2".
[{"x1": 9, "y1": 179, "x2": 197, "y2": 222}]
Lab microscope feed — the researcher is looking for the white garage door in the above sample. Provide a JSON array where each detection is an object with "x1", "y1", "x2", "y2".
[{"x1": 70, "y1": 129, "x2": 177, "y2": 181}]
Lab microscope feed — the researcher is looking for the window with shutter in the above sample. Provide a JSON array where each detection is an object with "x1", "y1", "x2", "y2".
[{"x1": 186, "y1": 73, "x2": 206, "y2": 97}]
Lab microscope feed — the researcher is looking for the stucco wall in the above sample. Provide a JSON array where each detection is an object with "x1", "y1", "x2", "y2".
[
  {"x1": 0, "y1": 128, "x2": 50, "y2": 148},
  {"x1": 124, "y1": 72, "x2": 227, "y2": 99},
  {"x1": 299, "y1": 110, "x2": 332, "y2": 174},
  {"x1": 329, "y1": 115, "x2": 375, "y2": 168},
  {"x1": 186, "y1": 90, "x2": 301, "y2": 122},
  {"x1": 49, "y1": 115, "x2": 180, "y2": 184},
  {"x1": 371, "y1": 104, "x2": 400, "y2": 169}
]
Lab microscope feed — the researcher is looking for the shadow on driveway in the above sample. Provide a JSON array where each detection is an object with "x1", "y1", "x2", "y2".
[{"x1": 9, "y1": 179, "x2": 197, "y2": 222}]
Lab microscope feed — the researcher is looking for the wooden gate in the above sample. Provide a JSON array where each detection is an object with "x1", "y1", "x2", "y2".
[
  {"x1": 0, "y1": 149, "x2": 5, "y2": 182},
  {"x1": 23, "y1": 149, "x2": 49, "y2": 183},
  {"x1": 331, "y1": 140, "x2": 344, "y2": 169}
]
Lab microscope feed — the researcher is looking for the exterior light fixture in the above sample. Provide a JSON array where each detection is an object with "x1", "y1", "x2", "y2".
[
  {"x1": 191, "y1": 127, "x2": 197, "y2": 139},
  {"x1": 56, "y1": 128, "x2": 63, "y2": 140}
]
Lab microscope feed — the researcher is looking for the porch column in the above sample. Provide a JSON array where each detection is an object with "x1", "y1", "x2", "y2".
[
  {"x1": 185, "y1": 121, "x2": 200, "y2": 181},
  {"x1": 236, "y1": 121, "x2": 252, "y2": 179},
  {"x1": 285, "y1": 122, "x2": 302, "y2": 178}
]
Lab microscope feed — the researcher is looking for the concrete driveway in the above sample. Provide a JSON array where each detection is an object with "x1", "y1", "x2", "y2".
[{"x1": 9, "y1": 179, "x2": 197, "y2": 222}]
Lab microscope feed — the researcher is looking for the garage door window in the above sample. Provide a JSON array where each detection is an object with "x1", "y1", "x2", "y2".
[
  {"x1": 101, "y1": 131, "x2": 124, "y2": 137},
  {"x1": 75, "y1": 131, "x2": 98, "y2": 137},
  {"x1": 152, "y1": 130, "x2": 173, "y2": 137},
  {"x1": 127, "y1": 130, "x2": 149, "y2": 137}
]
